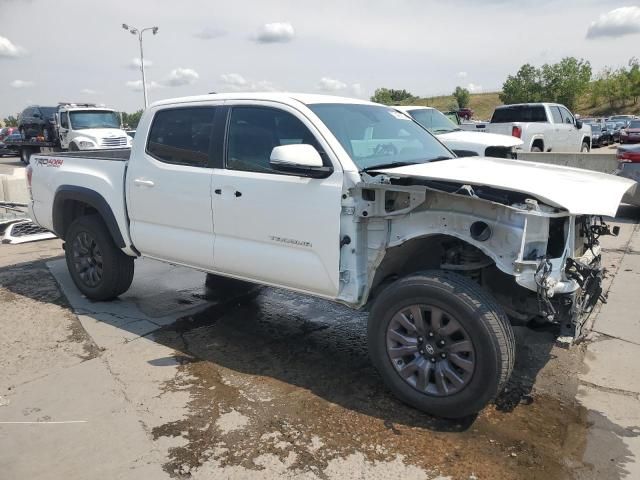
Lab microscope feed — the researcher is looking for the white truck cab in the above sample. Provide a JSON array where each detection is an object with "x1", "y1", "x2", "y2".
[{"x1": 56, "y1": 103, "x2": 132, "y2": 151}]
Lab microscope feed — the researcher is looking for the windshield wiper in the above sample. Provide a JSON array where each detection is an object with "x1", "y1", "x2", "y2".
[
  {"x1": 362, "y1": 161, "x2": 418, "y2": 172},
  {"x1": 428, "y1": 156, "x2": 453, "y2": 162}
]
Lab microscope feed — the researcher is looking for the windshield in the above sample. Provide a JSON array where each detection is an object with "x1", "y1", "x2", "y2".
[
  {"x1": 69, "y1": 110, "x2": 121, "y2": 130},
  {"x1": 407, "y1": 108, "x2": 460, "y2": 134},
  {"x1": 308, "y1": 103, "x2": 454, "y2": 170},
  {"x1": 629, "y1": 121, "x2": 640, "y2": 129}
]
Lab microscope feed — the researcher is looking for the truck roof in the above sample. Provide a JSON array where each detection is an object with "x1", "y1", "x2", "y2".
[
  {"x1": 151, "y1": 92, "x2": 376, "y2": 108},
  {"x1": 495, "y1": 103, "x2": 563, "y2": 109}
]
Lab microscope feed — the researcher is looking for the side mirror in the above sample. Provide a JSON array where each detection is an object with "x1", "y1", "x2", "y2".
[
  {"x1": 270, "y1": 144, "x2": 333, "y2": 179},
  {"x1": 575, "y1": 119, "x2": 583, "y2": 129}
]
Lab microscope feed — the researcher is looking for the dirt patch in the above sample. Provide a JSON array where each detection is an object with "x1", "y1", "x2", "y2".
[
  {"x1": 0, "y1": 257, "x2": 100, "y2": 389},
  {"x1": 151, "y1": 289, "x2": 591, "y2": 479}
]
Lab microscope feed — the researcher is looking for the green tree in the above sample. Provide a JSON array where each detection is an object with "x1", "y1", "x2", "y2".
[
  {"x1": 627, "y1": 57, "x2": 640, "y2": 104},
  {"x1": 499, "y1": 63, "x2": 543, "y2": 104},
  {"x1": 2, "y1": 115, "x2": 18, "y2": 127},
  {"x1": 540, "y1": 57, "x2": 591, "y2": 110},
  {"x1": 452, "y1": 86, "x2": 470, "y2": 108},
  {"x1": 370, "y1": 88, "x2": 414, "y2": 105},
  {"x1": 121, "y1": 110, "x2": 143, "y2": 129}
]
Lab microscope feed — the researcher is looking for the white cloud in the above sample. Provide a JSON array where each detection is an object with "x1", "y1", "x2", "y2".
[
  {"x1": 467, "y1": 83, "x2": 483, "y2": 93},
  {"x1": 219, "y1": 73, "x2": 278, "y2": 92},
  {"x1": 220, "y1": 73, "x2": 248, "y2": 88},
  {"x1": 10, "y1": 80, "x2": 34, "y2": 89},
  {"x1": 194, "y1": 27, "x2": 227, "y2": 39},
  {"x1": 457, "y1": 71, "x2": 468, "y2": 79},
  {"x1": 0, "y1": 36, "x2": 25, "y2": 58},
  {"x1": 81, "y1": 88, "x2": 97, "y2": 95},
  {"x1": 125, "y1": 80, "x2": 161, "y2": 91},
  {"x1": 126, "y1": 57, "x2": 153, "y2": 69},
  {"x1": 587, "y1": 6, "x2": 640, "y2": 39},
  {"x1": 163, "y1": 68, "x2": 199, "y2": 87},
  {"x1": 254, "y1": 22, "x2": 295, "y2": 43},
  {"x1": 317, "y1": 77, "x2": 347, "y2": 92}
]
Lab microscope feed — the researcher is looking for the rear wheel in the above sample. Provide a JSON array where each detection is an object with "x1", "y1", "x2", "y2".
[
  {"x1": 65, "y1": 215, "x2": 134, "y2": 301},
  {"x1": 368, "y1": 270, "x2": 514, "y2": 418},
  {"x1": 20, "y1": 147, "x2": 31, "y2": 165},
  {"x1": 581, "y1": 142, "x2": 590, "y2": 153},
  {"x1": 531, "y1": 145, "x2": 542, "y2": 153}
]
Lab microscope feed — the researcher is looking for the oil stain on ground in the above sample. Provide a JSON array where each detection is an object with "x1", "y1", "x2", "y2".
[{"x1": 152, "y1": 288, "x2": 592, "y2": 479}]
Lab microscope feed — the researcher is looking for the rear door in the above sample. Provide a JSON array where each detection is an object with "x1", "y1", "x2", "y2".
[
  {"x1": 126, "y1": 103, "x2": 221, "y2": 269},
  {"x1": 549, "y1": 105, "x2": 569, "y2": 151},
  {"x1": 211, "y1": 102, "x2": 343, "y2": 297},
  {"x1": 558, "y1": 106, "x2": 580, "y2": 151}
]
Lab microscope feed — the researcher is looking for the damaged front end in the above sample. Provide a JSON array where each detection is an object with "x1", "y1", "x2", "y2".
[
  {"x1": 530, "y1": 218, "x2": 618, "y2": 340},
  {"x1": 338, "y1": 166, "x2": 626, "y2": 344}
]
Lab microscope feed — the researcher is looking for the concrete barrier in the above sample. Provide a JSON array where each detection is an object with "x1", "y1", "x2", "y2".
[
  {"x1": 516, "y1": 152, "x2": 618, "y2": 175},
  {"x1": 0, "y1": 169, "x2": 29, "y2": 204}
]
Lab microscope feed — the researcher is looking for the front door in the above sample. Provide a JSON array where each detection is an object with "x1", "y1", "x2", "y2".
[
  {"x1": 127, "y1": 104, "x2": 219, "y2": 270},
  {"x1": 57, "y1": 111, "x2": 70, "y2": 148},
  {"x1": 211, "y1": 103, "x2": 343, "y2": 297}
]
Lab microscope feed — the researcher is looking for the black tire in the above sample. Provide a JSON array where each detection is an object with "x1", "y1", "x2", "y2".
[
  {"x1": 20, "y1": 148, "x2": 30, "y2": 165},
  {"x1": 205, "y1": 273, "x2": 262, "y2": 301},
  {"x1": 69, "y1": 142, "x2": 79, "y2": 151},
  {"x1": 65, "y1": 215, "x2": 134, "y2": 301},
  {"x1": 581, "y1": 142, "x2": 590, "y2": 153},
  {"x1": 368, "y1": 270, "x2": 514, "y2": 418},
  {"x1": 531, "y1": 145, "x2": 542, "y2": 153}
]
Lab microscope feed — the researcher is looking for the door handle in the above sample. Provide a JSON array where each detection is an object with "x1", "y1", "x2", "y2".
[
  {"x1": 134, "y1": 179, "x2": 155, "y2": 187},
  {"x1": 234, "y1": 191, "x2": 242, "y2": 197},
  {"x1": 214, "y1": 189, "x2": 222, "y2": 195}
]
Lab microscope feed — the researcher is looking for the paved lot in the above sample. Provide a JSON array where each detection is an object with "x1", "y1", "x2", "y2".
[
  {"x1": 0, "y1": 155, "x2": 22, "y2": 175},
  {"x1": 0, "y1": 206, "x2": 639, "y2": 479}
]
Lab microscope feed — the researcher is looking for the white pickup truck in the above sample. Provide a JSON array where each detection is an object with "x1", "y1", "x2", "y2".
[
  {"x1": 461, "y1": 103, "x2": 592, "y2": 153},
  {"x1": 394, "y1": 106, "x2": 523, "y2": 158},
  {"x1": 27, "y1": 93, "x2": 636, "y2": 418}
]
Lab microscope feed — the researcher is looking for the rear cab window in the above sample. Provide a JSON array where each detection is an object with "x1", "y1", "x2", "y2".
[{"x1": 491, "y1": 105, "x2": 548, "y2": 123}]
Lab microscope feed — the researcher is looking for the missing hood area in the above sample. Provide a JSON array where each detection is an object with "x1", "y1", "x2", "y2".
[{"x1": 369, "y1": 157, "x2": 637, "y2": 217}]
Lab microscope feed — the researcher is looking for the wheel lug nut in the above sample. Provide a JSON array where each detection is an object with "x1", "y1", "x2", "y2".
[
  {"x1": 428, "y1": 332, "x2": 434, "y2": 337},
  {"x1": 430, "y1": 357, "x2": 436, "y2": 363},
  {"x1": 439, "y1": 340, "x2": 445, "y2": 346},
  {"x1": 419, "y1": 349, "x2": 424, "y2": 354},
  {"x1": 418, "y1": 337, "x2": 423, "y2": 342},
  {"x1": 440, "y1": 353, "x2": 446, "y2": 358}
]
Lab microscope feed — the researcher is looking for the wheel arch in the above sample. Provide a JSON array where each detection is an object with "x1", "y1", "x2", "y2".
[
  {"x1": 366, "y1": 233, "x2": 498, "y2": 306},
  {"x1": 52, "y1": 185, "x2": 126, "y2": 248}
]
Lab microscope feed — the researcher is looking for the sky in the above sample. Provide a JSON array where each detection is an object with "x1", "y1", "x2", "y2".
[{"x1": 1, "y1": 0, "x2": 640, "y2": 117}]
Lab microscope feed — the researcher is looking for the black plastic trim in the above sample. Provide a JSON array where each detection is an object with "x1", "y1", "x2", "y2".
[{"x1": 53, "y1": 185, "x2": 126, "y2": 247}]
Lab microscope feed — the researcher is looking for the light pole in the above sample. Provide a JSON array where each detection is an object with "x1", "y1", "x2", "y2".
[{"x1": 122, "y1": 23, "x2": 159, "y2": 109}]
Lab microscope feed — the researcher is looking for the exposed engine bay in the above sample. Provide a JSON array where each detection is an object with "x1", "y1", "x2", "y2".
[{"x1": 336, "y1": 172, "x2": 620, "y2": 341}]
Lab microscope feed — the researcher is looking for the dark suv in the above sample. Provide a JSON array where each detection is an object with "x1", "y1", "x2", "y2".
[{"x1": 18, "y1": 105, "x2": 58, "y2": 141}]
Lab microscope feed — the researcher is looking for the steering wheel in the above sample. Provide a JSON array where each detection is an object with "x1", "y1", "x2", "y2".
[{"x1": 373, "y1": 143, "x2": 398, "y2": 156}]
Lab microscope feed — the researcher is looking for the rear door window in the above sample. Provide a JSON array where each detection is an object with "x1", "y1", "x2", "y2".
[
  {"x1": 146, "y1": 107, "x2": 216, "y2": 167},
  {"x1": 550, "y1": 106, "x2": 563, "y2": 124}
]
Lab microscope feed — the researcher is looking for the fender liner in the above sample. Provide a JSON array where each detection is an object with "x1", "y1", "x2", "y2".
[{"x1": 52, "y1": 185, "x2": 126, "y2": 247}]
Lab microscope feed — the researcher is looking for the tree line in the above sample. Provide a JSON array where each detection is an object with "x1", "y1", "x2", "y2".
[{"x1": 370, "y1": 56, "x2": 640, "y2": 113}]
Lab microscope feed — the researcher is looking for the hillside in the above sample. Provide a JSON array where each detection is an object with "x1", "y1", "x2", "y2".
[{"x1": 398, "y1": 91, "x2": 639, "y2": 121}]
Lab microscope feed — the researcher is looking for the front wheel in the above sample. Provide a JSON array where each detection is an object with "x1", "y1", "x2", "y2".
[
  {"x1": 368, "y1": 271, "x2": 515, "y2": 418},
  {"x1": 581, "y1": 142, "x2": 590, "y2": 153},
  {"x1": 69, "y1": 142, "x2": 79, "y2": 151},
  {"x1": 65, "y1": 215, "x2": 134, "y2": 301}
]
